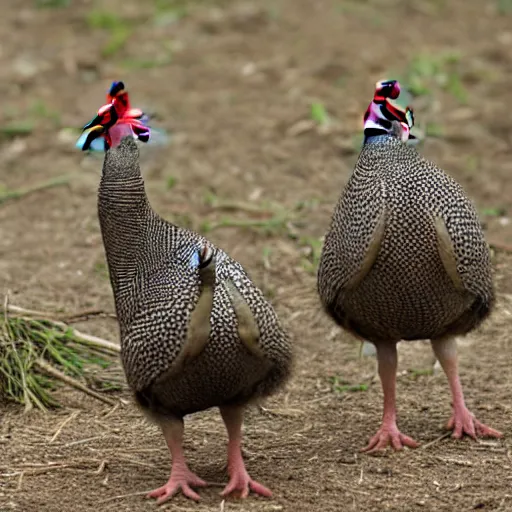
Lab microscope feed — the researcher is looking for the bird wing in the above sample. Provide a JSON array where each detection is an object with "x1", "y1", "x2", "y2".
[
  {"x1": 428, "y1": 167, "x2": 494, "y2": 306},
  {"x1": 318, "y1": 168, "x2": 388, "y2": 308}
]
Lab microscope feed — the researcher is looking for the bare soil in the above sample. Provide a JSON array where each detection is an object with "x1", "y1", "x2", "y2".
[{"x1": 1, "y1": 1, "x2": 511, "y2": 511}]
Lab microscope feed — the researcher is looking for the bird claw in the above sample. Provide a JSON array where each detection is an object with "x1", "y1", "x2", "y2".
[
  {"x1": 220, "y1": 469, "x2": 272, "y2": 499},
  {"x1": 447, "y1": 407, "x2": 502, "y2": 440},
  {"x1": 147, "y1": 470, "x2": 207, "y2": 504},
  {"x1": 361, "y1": 424, "x2": 420, "y2": 453}
]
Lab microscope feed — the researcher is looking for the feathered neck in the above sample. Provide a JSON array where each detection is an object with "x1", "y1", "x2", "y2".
[{"x1": 97, "y1": 137, "x2": 153, "y2": 321}]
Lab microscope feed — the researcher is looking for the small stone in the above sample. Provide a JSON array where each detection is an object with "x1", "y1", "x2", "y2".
[
  {"x1": 13, "y1": 56, "x2": 40, "y2": 79},
  {"x1": 241, "y1": 62, "x2": 257, "y2": 76}
]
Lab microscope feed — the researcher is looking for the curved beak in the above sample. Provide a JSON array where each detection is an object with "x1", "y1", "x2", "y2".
[
  {"x1": 82, "y1": 103, "x2": 119, "y2": 131},
  {"x1": 75, "y1": 124, "x2": 106, "y2": 151},
  {"x1": 82, "y1": 114, "x2": 103, "y2": 131}
]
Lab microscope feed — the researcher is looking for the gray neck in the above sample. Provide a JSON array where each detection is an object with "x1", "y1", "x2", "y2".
[
  {"x1": 97, "y1": 140, "x2": 154, "y2": 319},
  {"x1": 355, "y1": 134, "x2": 405, "y2": 179}
]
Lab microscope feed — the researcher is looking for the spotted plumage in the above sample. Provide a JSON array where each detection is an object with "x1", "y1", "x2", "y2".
[
  {"x1": 317, "y1": 80, "x2": 500, "y2": 452},
  {"x1": 319, "y1": 135, "x2": 493, "y2": 342},
  {"x1": 96, "y1": 135, "x2": 291, "y2": 500},
  {"x1": 98, "y1": 137, "x2": 291, "y2": 411}
]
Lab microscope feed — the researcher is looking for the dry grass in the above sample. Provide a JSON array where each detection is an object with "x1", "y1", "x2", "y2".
[{"x1": 0, "y1": 300, "x2": 120, "y2": 411}]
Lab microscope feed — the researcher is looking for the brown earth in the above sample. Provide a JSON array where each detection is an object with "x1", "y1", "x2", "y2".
[{"x1": 1, "y1": 0, "x2": 512, "y2": 511}]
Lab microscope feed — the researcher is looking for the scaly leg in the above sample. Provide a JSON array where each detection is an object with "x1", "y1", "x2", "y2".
[
  {"x1": 431, "y1": 337, "x2": 502, "y2": 439},
  {"x1": 219, "y1": 406, "x2": 272, "y2": 498},
  {"x1": 361, "y1": 342, "x2": 419, "y2": 453},
  {"x1": 147, "y1": 418, "x2": 207, "y2": 504}
]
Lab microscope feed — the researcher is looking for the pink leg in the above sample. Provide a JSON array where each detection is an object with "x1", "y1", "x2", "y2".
[
  {"x1": 361, "y1": 342, "x2": 420, "y2": 453},
  {"x1": 147, "y1": 419, "x2": 207, "y2": 504},
  {"x1": 219, "y1": 406, "x2": 272, "y2": 499},
  {"x1": 431, "y1": 337, "x2": 502, "y2": 439}
]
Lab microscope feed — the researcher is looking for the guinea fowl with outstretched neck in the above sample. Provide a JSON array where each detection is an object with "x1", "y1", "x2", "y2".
[
  {"x1": 318, "y1": 80, "x2": 502, "y2": 452},
  {"x1": 77, "y1": 82, "x2": 293, "y2": 503}
]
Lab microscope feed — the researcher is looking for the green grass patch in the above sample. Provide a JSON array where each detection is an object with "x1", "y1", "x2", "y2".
[
  {"x1": 496, "y1": 0, "x2": 512, "y2": 14},
  {"x1": 35, "y1": 0, "x2": 71, "y2": 7},
  {"x1": 393, "y1": 52, "x2": 468, "y2": 103},
  {"x1": 329, "y1": 375, "x2": 369, "y2": 393},
  {"x1": 166, "y1": 176, "x2": 178, "y2": 189},
  {"x1": 298, "y1": 236, "x2": 323, "y2": 275},
  {"x1": 409, "y1": 368, "x2": 434, "y2": 379},
  {"x1": 0, "y1": 121, "x2": 34, "y2": 139},
  {"x1": 310, "y1": 102, "x2": 330, "y2": 125},
  {"x1": 0, "y1": 176, "x2": 70, "y2": 206},
  {"x1": 86, "y1": 9, "x2": 134, "y2": 57}
]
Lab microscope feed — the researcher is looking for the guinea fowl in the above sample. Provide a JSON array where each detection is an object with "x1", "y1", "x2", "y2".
[
  {"x1": 78, "y1": 82, "x2": 292, "y2": 502},
  {"x1": 317, "y1": 80, "x2": 502, "y2": 452}
]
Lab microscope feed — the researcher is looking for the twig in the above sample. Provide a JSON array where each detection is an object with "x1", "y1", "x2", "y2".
[
  {"x1": 258, "y1": 405, "x2": 304, "y2": 417},
  {"x1": 6, "y1": 304, "x2": 56, "y2": 318},
  {"x1": 97, "y1": 490, "x2": 152, "y2": 504},
  {"x1": 63, "y1": 310, "x2": 117, "y2": 322},
  {"x1": 434, "y1": 456, "x2": 473, "y2": 466},
  {"x1": 205, "y1": 216, "x2": 288, "y2": 232},
  {"x1": 347, "y1": 488, "x2": 371, "y2": 496},
  {"x1": 421, "y1": 432, "x2": 451, "y2": 450},
  {"x1": 16, "y1": 471, "x2": 24, "y2": 491},
  {"x1": 0, "y1": 176, "x2": 70, "y2": 206},
  {"x1": 2, "y1": 465, "x2": 70, "y2": 477},
  {"x1": 14, "y1": 462, "x2": 73, "y2": 468},
  {"x1": 102, "y1": 402, "x2": 120, "y2": 419},
  {"x1": 3, "y1": 461, "x2": 99, "y2": 477},
  {"x1": 7, "y1": 305, "x2": 120, "y2": 353},
  {"x1": 63, "y1": 435, "x2": 108, "y2": 448},
  {"x1": 113, "y1": 456, "x2": 160, "y2": 468},
  {"x1": 49, "y1": 411, "x2": 81, "y2": 444},
  {"x1": 7, "y1": 304, "x2": 116, "y2": 321},
  {"x1": 207, "y1": 198, "x2": 275, "y2": 215},
  {"x1": 34, "y1": 359, "x2": 116, "y2": 406},
  {"x1": 69, "y1": 328, "x2": 120, "y2": 353},
  {"x1": 94, "y1": 460, "x2": 107, "y2": 475}
]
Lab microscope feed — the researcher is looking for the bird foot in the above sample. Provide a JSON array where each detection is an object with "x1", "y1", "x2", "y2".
[
  {"x1": 221, "y1": 464, "x2": 272, "y2": 499},
  {"x1": 147, "y1": 466, "x2": 207, "y2": 504},
  {"x1": 361, "y1": 422, "x2": 420, "y2": 453},
  {"x1": 447, "y1": 406, "x2": 502, "y2": 440}
]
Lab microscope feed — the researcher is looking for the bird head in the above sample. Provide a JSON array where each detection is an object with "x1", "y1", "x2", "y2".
[
  {"x1": 76, "y1": 81, "x2": 151, "y2": 151},
  {"x1": 363, "y1": 79, "x2": 416, "y2": 143}
]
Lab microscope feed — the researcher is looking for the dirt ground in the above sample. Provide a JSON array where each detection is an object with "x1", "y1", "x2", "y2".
[{"x1": 1, "y1": 0, "x2": 512, "y2": 510}]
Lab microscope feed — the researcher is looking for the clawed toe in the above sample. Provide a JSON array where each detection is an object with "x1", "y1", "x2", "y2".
[
  {"x1": 147, "y1": 472, "x2": 207, "y2": 504},
  {"x1": 221, "y1": 473, "x2": 272, "y2": 499},
  {"x1": 361, "y1": 426, "x2": 419, "y2": 453},
  {"x1": 447, "y1": 409, "x2": 502, "y2": 440}
]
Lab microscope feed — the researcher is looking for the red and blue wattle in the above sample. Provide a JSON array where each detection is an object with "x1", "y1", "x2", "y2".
[
  {"x1": 363, "y1": 79, "x2": 415, "y2": 142},
  {"x1": 76, "y1": 81, "x2": 152, "y2": 152}
]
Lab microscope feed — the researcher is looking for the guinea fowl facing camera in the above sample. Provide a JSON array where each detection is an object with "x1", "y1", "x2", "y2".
[
  {"x1": 318, "y1": 80, "x2": 502, "y2": 452},
  {"x1": 78, "y1": 82, "x2": 292, "y2": 502}
]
